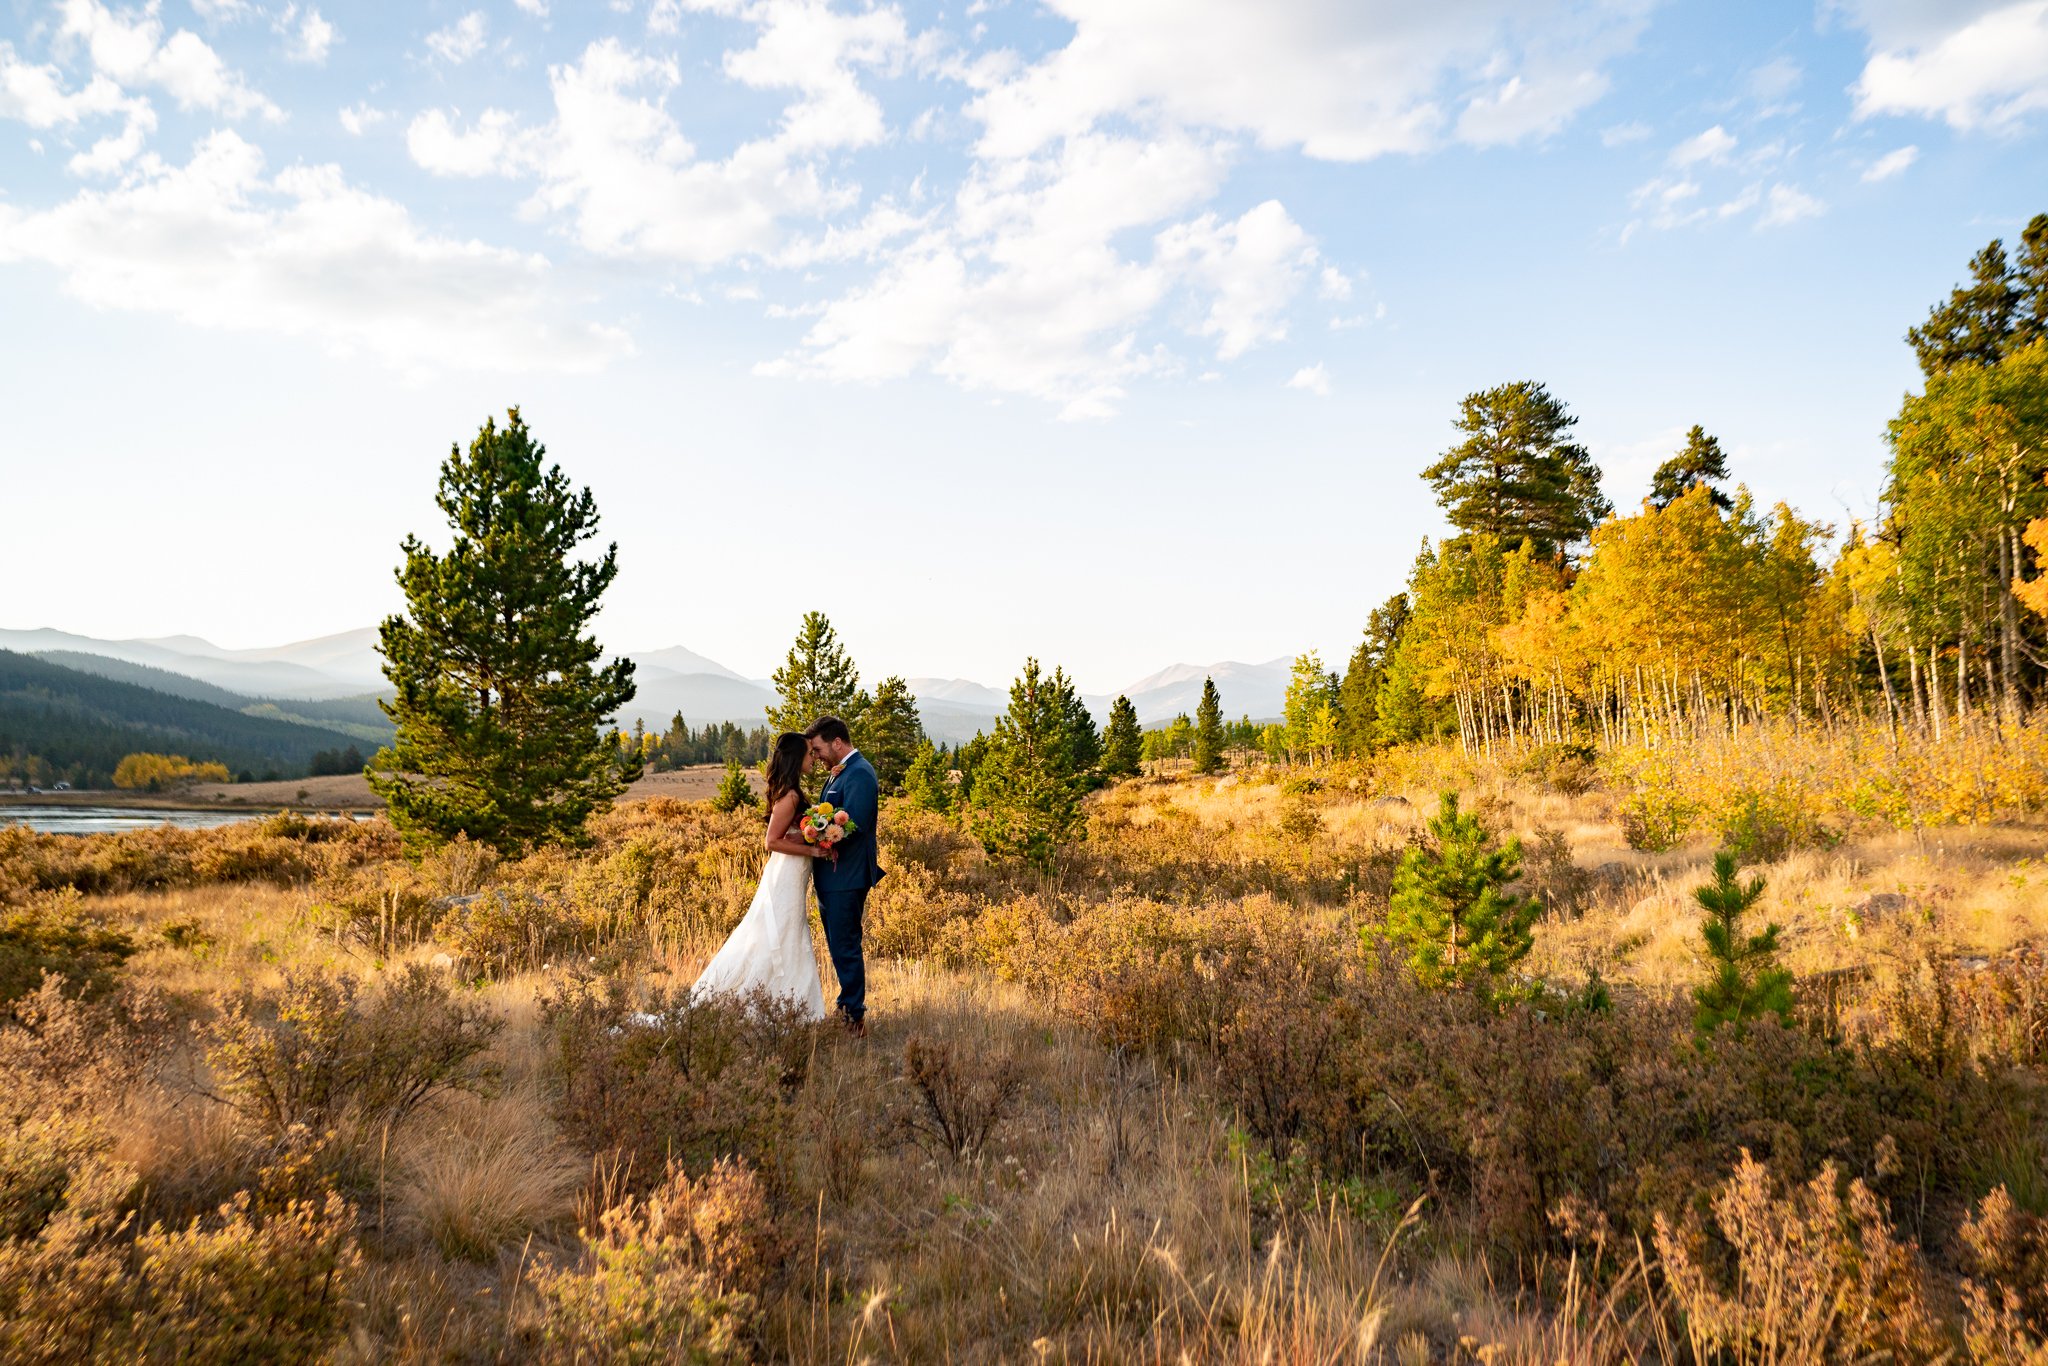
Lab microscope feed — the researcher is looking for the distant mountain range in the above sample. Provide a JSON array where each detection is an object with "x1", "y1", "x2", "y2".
[
  {"x1": 0, "y1": 626, "x2": 1293, "y2": 749},
  {"x1": 0, "y1": 650, "x2": 383, "y2": 786}
]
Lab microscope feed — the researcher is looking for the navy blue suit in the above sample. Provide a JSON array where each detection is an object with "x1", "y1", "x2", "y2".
[{"x1": 814, "y1": 750, "x2": 883, "y2": 1020}]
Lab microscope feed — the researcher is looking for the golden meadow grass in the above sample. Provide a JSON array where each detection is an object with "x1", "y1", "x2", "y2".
[{"x1": 4, "y1": 730, "x2": 2048, "y2": 1361}]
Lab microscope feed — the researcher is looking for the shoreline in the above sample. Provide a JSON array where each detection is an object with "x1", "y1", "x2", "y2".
[{"x1": 0, "y1": 762, "x2": 756, "y2": 816}]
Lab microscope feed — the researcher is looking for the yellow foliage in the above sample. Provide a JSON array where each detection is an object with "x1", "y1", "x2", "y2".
[
  {"x1": 111, "y1": 753, "x2": 231, "y2": 792},
  {"x1": 2019, "y1": 515, "x2": 2048, "y2": 620}
]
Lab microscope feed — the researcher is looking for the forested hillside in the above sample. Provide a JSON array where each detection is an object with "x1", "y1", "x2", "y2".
[{"x1": 0, "y1": 651, "x2": 364, "y2": 786}]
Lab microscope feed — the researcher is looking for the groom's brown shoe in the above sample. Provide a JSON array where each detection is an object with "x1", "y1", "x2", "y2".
[{"x1": 840, "y1": 1012, "x2": 868, "y2": 1039}]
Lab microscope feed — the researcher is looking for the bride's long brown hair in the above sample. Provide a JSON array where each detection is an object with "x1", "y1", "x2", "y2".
[{"x1": 765, "y1": 732, "x2": 809, "y2": 808}]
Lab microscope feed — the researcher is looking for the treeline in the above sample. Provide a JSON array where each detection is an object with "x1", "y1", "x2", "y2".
[
  {"x1": 614, "y1": 715, "x2": 775, "y2": 771},
  {"x1": 1301, "y1": 214, "x2": 2048, "y2": 758},
  {"x1": 0, "y1": 650, "x2": 370, "y2": 788}
]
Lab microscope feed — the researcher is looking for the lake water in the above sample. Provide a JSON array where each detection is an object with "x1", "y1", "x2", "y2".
[{"x1": 0, "y1": 805, "x2": 285, "y2": 835}]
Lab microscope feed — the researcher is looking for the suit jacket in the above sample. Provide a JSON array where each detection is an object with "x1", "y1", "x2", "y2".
[{"x1": 813, "y1": 751, "x2": 885, "y2": 892}]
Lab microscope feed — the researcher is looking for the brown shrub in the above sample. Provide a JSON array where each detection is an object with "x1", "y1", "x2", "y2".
[
  {"x1": 0, "y1": 888, "x2": 136, "y2": 1015},
  {"x1": 0, "y1": 816, "x2": 398, "y2": 904},
  {"x1": 0, "y1": 1140, "x2": 360, "y2": 1366},
  {"x1": 205, "y1": 965, "x2": 501, "y2": 1146},
  {"x1": 1654, "y1": 1152, "x2": 1947, "y2": 1364},
  {"x1": 1959, "y1": 1184, "x2": 2048, "y2": 1357},
  {"x1": 899, "y1": 1034, "x2": 1023, "y2": 1161},
  {"x1": 529, "y1": 1158, "x2": 778, "y2": 1365},
  {"x1": 540, "y1": 976, "x2": 814, "y2": 1191}
]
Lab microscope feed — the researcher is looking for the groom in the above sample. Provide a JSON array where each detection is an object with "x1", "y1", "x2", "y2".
[{"x1": 805, "y1": 715, "x2": 883, "y2": 1037}]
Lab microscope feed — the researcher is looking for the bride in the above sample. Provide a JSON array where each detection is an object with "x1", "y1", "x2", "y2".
[{"x1": 690, "y1": 732, "x2": 833, "y2": 1020}]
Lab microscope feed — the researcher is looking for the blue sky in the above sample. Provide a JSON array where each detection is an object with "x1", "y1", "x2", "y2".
[{"x1": 4, "y1": 0, "x2": 2046, "y2": 693}]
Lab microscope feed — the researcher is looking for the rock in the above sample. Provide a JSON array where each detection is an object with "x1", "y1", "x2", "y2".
[
  {"x1": 1852, "y1": 892, "x2": 1915, "y2": 921},
  {"x1": 1369, "y1": 795, "x2": 1411, "y2": 809},
  {"x1": 429, "y1": 952, "x2": 454, "y2": 971}
]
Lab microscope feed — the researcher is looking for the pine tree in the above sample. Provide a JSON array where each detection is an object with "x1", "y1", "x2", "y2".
[
  {"x1": 1052, "y1": 667, "x2": 1102, "y2": 777},
  {"x1": 1164, "y1": 713, "x2": 1193, "y2": 759},
  {"x1": 767, "y1": 612, "x2": 870, "y2": 735},
  {"x1": 1692, "y1": 851, "x2": 1793, "y2": 1035},
  {"x1": 1910, "y1": 239, "x2": 2021, "y2": 375},
  {"x1": 1385, "y1": 792, "x2": 1540, "y2": 994},
  {"x1": 711, "y1": 758, "x2": 760, "y2": 813},
  {"x1": 862, "y1": 676, "x2": 926, "y2": 792},
  {"x1": 968, "y1": 658, "x2": 1088, "y2": 873},
  {"x1": 1192, "y1": 677, "x2": 1225, "y2": 774},
  {"x1": 1649, "y1": 425, "x2": 1734, "y2": 511},
  {"x1": 1101, "y1": 695, "x2": 1142, "y2": 777},
  {"x1": 902, "y1": 739, "x2": 953, "y2": 814},
  {"x1": 1421, "y1": 381, "x2": 1613, "y2": 561},
  {"x1": 370, "y1": 409, "x2": 637, "y2": 856}
]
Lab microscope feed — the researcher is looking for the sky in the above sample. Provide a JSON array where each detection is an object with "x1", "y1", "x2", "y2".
[{"x1": 4, "y1": 0, "x2": 2047, "y2": 694}]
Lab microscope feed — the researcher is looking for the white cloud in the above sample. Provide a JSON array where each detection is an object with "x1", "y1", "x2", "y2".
[
  {"x1": 964, "y1": 0, "x2": 1651, "y2": 162},
  {"x1": 426, "y1": 11, "x2": 488, "y2": 64},
  {"x1": 189, "y1": 0, "x2": 254, "y2": 20},
  {"x1": 1286, "y1": 363, "x2": 1330, "y2": 396},
  {"x1": 1862, "y1": 143, "x2": 1919, "y2": 179},
  {"x1": 717, "y1": 0, "x2": 910, "y2": 155},
  {"x1": 766, "y1": 129, "x2": 1233, "y2": 418},
  {"x1": 411, "y1": 16, "x2": 912, "y2": 265},
  {"x1": 57, "y1": 0, "x2": 279, "y2": 119},
  {"x1": 281, "y1": 6, "x2": 335, "y2": 64},
  {"x1": 1600, "y1": 119, "x2": 1650, "y2": 145},
  {"x1": 0, "y1": 41, "x2": 132, "y2": 128},
  {"x1": 1669, "y1": 124, "x2": 1736, "y2": 166},
  {"x1": 0, "y1": 129, "x2": 631, "y2": 375},
  {"x1": 1760, "y1": 182, "x2": 1824, "y2": 225},
  {"x1": 66, "y1": 100, "x2": 154, "y2": 174},
  {"x1": 1456, "y1": 68, "x2": 1610, "y2": 147},
  {"x1": 406, "y1": 106, "x2": 521, "y2": 175},
  {"x1": 514, "y1": 0, "x2": 549, "y2": 14},
  {"x1": 338, "y1": 102, "x2": 387, "y2": 135},
  {"x1": 1746, "y1": 55, "x2": 1803, "y2": 104},
  {"x1": 1843, "y1": 0, "x2": 2048, "y2": 130},
  {"x1": 1156, "y1": 200, "x2": 1318, "y2": 359},
  {"x1": 1318, "y1": 265, "x2": 1352, "y2": 300}
]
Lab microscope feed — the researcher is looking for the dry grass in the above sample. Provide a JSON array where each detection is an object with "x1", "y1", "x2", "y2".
[{"x1": 9, "y1": 731, "x2": 2048, "y2": 1361}]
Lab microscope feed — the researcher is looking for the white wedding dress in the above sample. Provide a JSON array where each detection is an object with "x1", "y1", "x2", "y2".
[{"x1": 690, "y1": 849, "x2": 827, "y2": 1020}]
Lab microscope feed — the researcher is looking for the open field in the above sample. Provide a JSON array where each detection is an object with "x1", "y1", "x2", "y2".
[
  {"x1": 0, "y1": 763, "x2": 760, "y2": 814},
  {"x1": 5, "y1": 738, "x2": 2048, "y2": 1361}
]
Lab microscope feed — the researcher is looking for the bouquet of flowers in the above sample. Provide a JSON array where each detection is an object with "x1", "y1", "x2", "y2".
[{"x1": 796, "y1": 801, "x2": 857, "y2": 850}]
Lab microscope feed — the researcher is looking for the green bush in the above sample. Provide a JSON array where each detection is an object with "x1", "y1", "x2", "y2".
[
  {"x1": 1619, "y1": 789, "x2": 1696, "y2": 852},
  {"x1": 0, "y1": 889, "x2": 136, "y2": 1015},
  {"x1": 1516, "y1": 741, "x2": 1599, "y2": 795},
  {"x1": 710, "y1": 760, "x2": 759, "y2": 814}
]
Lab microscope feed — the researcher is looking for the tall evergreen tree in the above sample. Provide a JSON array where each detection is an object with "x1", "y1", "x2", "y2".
[
  {"x1": 1421, "y1": 381, "x2": 1613, "y2": 561},
  {"x1": 1691, "y1": 852, "x2": 1793, "y2": 1035},
  {"x1": 1052, "y1": 667, "x2": 1102, "y2": 776},
  {"x1": 1908, "y1": 215, "x2": 2048, "y2": 376},
  {"x1": 370, "y1": 409, "x2": 637, "y2": 855},
  {"x1": 968, "y1": 659, "x2": 1088, "y2": 872},
  {"x1": 901, "y1": 739, "x2": 953, "y2": 814},
  {"x1": 1101, "y1": 695, "x2": 1142, "y2": 777},
  {"x1": 1648, "y1": 425, "x2": 1735, "y2": 511},
  {"x1": 767, "y1": 612, "x2": 870, "y2": 735},
  {"x1": 1192, "y1": 677, "x2": 1225, "y2": 774},
  {"x1": 862, "y1": 676, "x2": 926, "y2": 792}
]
